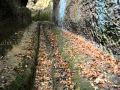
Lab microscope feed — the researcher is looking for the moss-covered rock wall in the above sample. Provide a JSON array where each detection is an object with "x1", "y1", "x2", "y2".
[
  {"x1": 0, "y1": 0, "x2": 31, "y2": 28},
  {"x1": 27, "y1": 0, "x2": 53, "y2": 21},
  {"x1": 0, "y1": 0, "x2": 32, "y2": 42},
  {"x1": 61, "y1": 0, "x2": 120, "y2": 59}
]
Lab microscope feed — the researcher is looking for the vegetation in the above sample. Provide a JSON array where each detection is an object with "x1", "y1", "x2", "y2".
[
  {"x1": 51, "y1": 29, "x2": 94, "y2": 90},
  {"x1": 32, "y1": 11, "x2": 51, "y2": 21}
]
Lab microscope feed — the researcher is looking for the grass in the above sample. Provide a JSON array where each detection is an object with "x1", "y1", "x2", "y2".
[
  {"x1": 32, "y1": 11, "x2": 51, "y2": 21},
  {"x1": 3, "y1": 26, "x2": 38, "y2": 90},
  {"x1": 51, "y1": 29, "x2": 80, "y2": 89},
  {"x1": 5, "y1": 57, "x2": 35, "y2": 90},
  {"x1": 32, "y1": 13, "x2": 51, "y2": 21},
  {"x1": 51, "y1": 28, "x2": 95, "y2": 90}
]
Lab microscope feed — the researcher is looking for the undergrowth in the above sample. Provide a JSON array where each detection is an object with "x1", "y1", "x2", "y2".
[
  {"x1": 32, "y1": 12, "x2": 51, "y2": 21},
  {"x1": 51, "y1": 28, "x2": 95, "y2": 90}
]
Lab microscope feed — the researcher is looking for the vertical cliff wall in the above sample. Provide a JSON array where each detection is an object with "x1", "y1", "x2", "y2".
[
  {"x1": 0, "y1": 0, "x2": 31, "y2": 25},
  {"x1": 27, "y1": 0, "x2": 52, "y2": 10},
  {"x1": 0, "y1": 0, "x2": 32, "y2": 42},
  {"x1": 27, "y1": 0, "x2": 53, "y2": 21},
  {"x1": 60, "y1": 0, "x2": 120, "y2": 58}
]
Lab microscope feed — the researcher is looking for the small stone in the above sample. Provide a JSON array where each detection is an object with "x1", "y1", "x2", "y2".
[
  {"x1": 25, "y1": 65, "x2": 28, "y2": 68},
  {"x1": 1, "y1": 76, "x2": 4, "y2": 79}
]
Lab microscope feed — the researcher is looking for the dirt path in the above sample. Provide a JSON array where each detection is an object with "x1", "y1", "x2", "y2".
[
  {"x1": 40, "y1": 27, "x2": 120, "y2": 90},
  {"x1": 1, "y1": 21, "x2": 120, "y2": 90},
  {"x1": 34, "y1": 25, "x2": 120, "y2": 90},
  {"x1": 46, "y1": 29, "x2": 74, "y2": 90},
  {"x1": 34, "y1": 24, "x2": 74, "y2": 90},
  {"x1": 34, "y1": 25, "x2": 53, "y2": 90},
  {"x1": 62, "y1": 29, "x2": 120, "y2": 90}
]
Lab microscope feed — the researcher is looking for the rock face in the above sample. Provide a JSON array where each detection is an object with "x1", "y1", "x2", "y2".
[
  {"x1": 27, "y1": 0, "x2": 53, "y2": 21},
  {"x1": 59, "y1": 0, "x2": 120, "y2": 58},
  {"x1": 27, "y1": 0, "x2": 52, "y2": 10},
  {"x1": 53, "y1": 0, "x2": 60, "y2": 24},
  {"x1": 0, "y1": 0, "x2": 31, "y2": 24},
  {"x1": 0, "y1": 0, "x2": 32, "y2": 42}
]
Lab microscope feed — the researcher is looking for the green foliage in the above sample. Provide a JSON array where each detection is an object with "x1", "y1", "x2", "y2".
[{"x1": 32, "y1": 12, "x2": 51, "y2": 21}]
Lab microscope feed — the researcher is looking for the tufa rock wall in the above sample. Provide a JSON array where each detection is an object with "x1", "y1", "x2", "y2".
[
  {"x1": 0, "y1": 0, "x2": 31, "y2": 28},
  {"x1": 63, "y1": 0, "x2": 120, "y2": 58}
]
